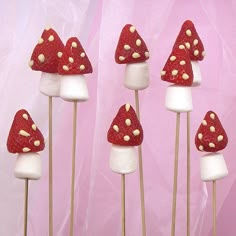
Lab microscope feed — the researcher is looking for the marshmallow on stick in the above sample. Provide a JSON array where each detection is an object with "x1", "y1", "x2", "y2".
[
  {"x1": 29, "y1": 27, "x2": 64, "y2": 97},
  {"x1": 173, "y1": 20, "x2": 205, "y2": 86}
]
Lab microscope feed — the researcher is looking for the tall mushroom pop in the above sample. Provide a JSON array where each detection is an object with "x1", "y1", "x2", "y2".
[
  {"x1": 29, "y1": 26, "x2": 64, "y2": 236},
  {"x1": 58, "y1": 37, "x2": 92, "y2": 236},
  {"x1": 195, "y1": 111, "x2": 228, "y2": 236},
  {"x1": 7, "y1": 109, "x2": 45, "y2": 236},
  {"x1": 115, "y1": 24, "x2": 149, "y2": 236},
  {"x1": 107, "y1": 104, "x2": 143, "y2": 236}
]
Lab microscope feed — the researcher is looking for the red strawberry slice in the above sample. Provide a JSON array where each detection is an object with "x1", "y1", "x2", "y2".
[
  {"x1": 7, "y1": 109, "x2": 45, "y2": 154},
  {"x1": 29, "y1": 27, "x2": 64, "y2": 73},
  {"x1": 58, "y1": 37, "x2": 93, "y2": 75},
  {"x1": 107, "y1": 104, "x2": 143, "y2": 146},
  {"x1": 115, "y1": 24, "x2": 150, "y2": 64},
  {"x1": 161, "y1": 47, "x2": 193, "y2": 86},
  {"x1": 173, "y1": 20, "x2": 205, "y2": 61},
  {"x1": 195, "y1": 111, "x2": 228, "y2": 152}
]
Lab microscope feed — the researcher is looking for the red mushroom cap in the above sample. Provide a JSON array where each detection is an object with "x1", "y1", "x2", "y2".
[
  {"x1": 195, "y1": 111, "x2": 228, "y2": 152},
  {"x1": 115, "y1": 24, "x2": 149, "y2": 64},
  {"x1": 107, "y1": 104, "x2": 143, "y2": 146},
  {"x1": 173, "y1": 20, "x2": 205, "y2": 61},
  {"x1": 7, "y1": 110, "x2": 45, "y2": 154},
  {"x1": 161, "y1": 47, "x2": 193, "y2": 86},
  {"x1": 57, "y1": 37, "x2": 93, "y2": 75},
  {"x1": 29, "y1": 27, "x2": 64, "y2": 73}
]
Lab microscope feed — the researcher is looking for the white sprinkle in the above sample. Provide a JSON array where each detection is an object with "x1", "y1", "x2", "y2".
[
  {"x1": 202, "y1": 51, "x2": 206, "y2": 57},
  {"x1": 210, "y1": 113, "x2": 215, "y2": 119},
  {"x1": 57, "y1": 52, "x2": 63, "y2": 58},
  {"x1": 125, "y1": 104, "x2": 130, "y2": 111},
  {"x1": 63, "y1": 65, "x2": 69, "y2": 71},
  {"x1": 80, "y1": 65, "x2": 85, "y2": 70},
  {"x1": 180, "y1": 60, "x2": 186, "y2": 65},
  {"x1": 23, "y1": 114, "x2": 28, "y2": 120},
  {"x1": 186, "y1": 29, "x2": 192, "y2": 36},
  {"x1": 34, "y1": 140, "x2": 40, "y2": 147},
  {"x1": 161, "y1": 70, "x2": 166, "y2": 76},
  {"x1": 210, "y1": 126, "x2": 215, "y2": 132},
  {"x1": 29, "y1": 60, "x2": 34, "y2": 67},
  {"x1": 182, "y1": 73, "x2": 189, "y2": 80},
  {"x1": 209, "y1": 143, "x2": 215, "y2": 148},
  {"x1": 202, "y1": 120, "x2": 207, "y2": 126},
  {"x1": 32, "y1": 124, "x2": 37, "y2": 131},
  {"x1": 179, "y1": 44, "x2": 185, "y2": 49},
  {"x1": 119, "y1": 56, "x2": 125, "y2": 61},
  {"x1": 133, "y1": 129, "x2": 140, "y2": 136},
  {"x1": 199, "y1": 145, "x2": 204, "y2": 151},
  {"x1": 130, "y1": 26, "x2": 136, "y2": 33},
  {"x1": 23, "y1": 147, "x2": 31, "y2": 153},
  {"x1": 132, "y1": 52, "x2": 141, "y2": 59},
  {"x1": 48, "y1": 35, "x2": 54, "y2": 41},
  {"x1": 198, "y1": 133, "x2": 203, "y2": 140},
  {"x1": 45, "y1": 26, "x2": 51, "y2": 30},
  {"x1": 193, "y1": 39, "x2": 198, "y2": 45},
  {"x1": 38, "y1": 54, "x2": 45, "y2": 63},
  {"x1": 194, "y1": 50, "x2": 199, "y2": 56},
  {"x1": 113, "y1": 125, "x2": 119, "y2": 132},
  {"x1": 124, "y1": 135, "x2": 130, "y2": 141},
  {"x1": 68, "y1": 57, "x2": 74, "y2": 63},
  {"x1": 145, "y1": 51, "x2": 149, "y2": 58},
  {"x1": 217, "y1": 135, "x2": 224, "y2": 142},
  {"x1": 170, "y1": 56, "x2": 176, "y2": 61},
  {"x1": 185, "y1": 42, "x2": 190, "y2": 49},
  {"x1": 172, "y1": 70, "x2": 178, "y2": 76},
  {"x1": 72, "y1": 42, "x2": 77, "y2": 48},
  {"x1": 125, "y1": 119, "x2": 131, "y2": 126},
  {"x1": 80, "y1": 52, "x2": 85, "y2": 58},
  {"x1": 38, "y1": 38, "x2": 44, "y2": 44},
  {"x1": 19, "y1": 130, "x2": 30, "y2": 137},
  {"x1": 124, "y1": 44, "x2": 130, "y2": 50},
  {"x1": 136, "y1": 39, "x2": 141, "y2": 46}
]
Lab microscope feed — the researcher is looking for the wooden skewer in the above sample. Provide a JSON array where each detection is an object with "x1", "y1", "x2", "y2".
[
  {"x1": 134, "y1": 90, "x2": 147, "y2": 236},
  {"x1": 121, "y1": 174, "x2": 126, "y2": 236},
  {"x1": 213, "y1": 180, "x2": 216, "y2": 236},
  {"x1": 49, "y1": 96, "x2": 53, "y2": 236},
  {"x1": 69, "y1": 102, "x2": 78, "y2": 236},
  {"x1": 171, "y1": 112, "x2": 180, "y2": 236},
  {"x1": 24, "y1": 179, "x2": 29, "y2": 236},
  {"x1": 187, "y1": 112, "x2": 190, "y2": 236}
]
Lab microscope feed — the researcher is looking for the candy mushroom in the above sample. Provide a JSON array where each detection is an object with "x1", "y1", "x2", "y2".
[
  {"x1": 107, "y1": 104, "x2": 143, "y2": 174},
  {"x1": 115, "y1": 24, "x2": 150, "y2": 90},
  {"x1": 29, "y1": 27, "x2": 64, "y2": 97},
  {"x1": 195, "y1": 111, "x2": 228, "y2": 181},
  {"x1": 58, "y1": 37, "x2": 93, "y2": 101},
  {"x1": 173, "y1": 20, "x2": 205, "y2": 86},
  {"x1": 7, "y1": 109, "x2": 45, "y2": 180}
]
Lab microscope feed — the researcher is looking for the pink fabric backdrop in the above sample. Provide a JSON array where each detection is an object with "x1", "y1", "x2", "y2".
[{"x1": 0, "y1": 0, "x2": 236, "y2": 235}]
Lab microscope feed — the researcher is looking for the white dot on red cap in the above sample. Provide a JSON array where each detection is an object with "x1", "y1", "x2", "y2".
[
  {"x1": 23, "y1": 147, "x2": 31, "y2": 153},
  {"x1": 217, "y1": 135, "x2": 224, "y2": 142},
  {"x1": 132, "y1": 52, "x2": 141, "y2": 59},
  {"x1": 199, "y1": 145, "x2": 204, "y2": 151},
  {"x1": 170, "y1": 56, "x2": 176, "y2": 61},
  {"x1": 19, "y1": 130, "x2": 30, "y2": 137},
  {"x1": 209, "y1": 142, "x2": 215, "y2": 148},
  {"x1": 63, "y1": 65, "x2": 69, "y2": 71},
  {"x1": 202, "y1": 51, "x2": 206, "y2": 57},
  {"x1": 125, "y1": 119, "x2": 131, "y2": 126},
  {"x1": 32, "y1": 124, "x2": 37, "y2": 130},
  {"x1": 179, "y1": 45, "x2": 185, "y2": 49},
  {"x1": 69, "y1": 57, "x2": 74, "y2": 63},
  {"x1": 124, "y1": 135, "x2": 130, "y2": 141},
  {"x1": 185, "y1": 42, "x2": 190, "y2": 49},
  {"x1": 113, "y1": 125, "x2": 119, "y2": 132},
  {"x1": 210, "y1": 113, "x2": 215, "y2": 119},
  {"x1": 38, "y1": 54, "x2": 45, "y2": 63},
  {"x1": 80, "y1": 52, "x2": 85, "y2": 58},
  {"x1": 161, "y1": 70, "x2": 166, "y2": 76},
  {"x1": 124, "y1": 45, "x2": 130, "y2": 50},
  {"x1": 23, "y1": 114, "x2": 28, "y2": 120},
  {"x1": 136, "y1": 39, "x2": 141, "y2": 46},
  {"x1": 72, "y1": 42, "x2": 77, "y2": 48},
  {"x1": 38, "y1": 38, "x2": 44, "y2": 44},
  {"x1": 182, "y1": 73, "x2": 189, "y2": 80},
  {"x1": 172, "y1": 70, "x2": 178, "y2": 76},
  {"x1": 48, "y1": 35, "x2": 54, "y2": 41},
  {"x1": 180, "y1": 60, "x2": 186, "y2": 65},
  {"x1": 130, "y1": 26, "x2": 136, "y2": 33},
  {"x1": 119, "y1": 56, "x2": 125, "y2": 61},
  {"x1": 57, "y1": 52, "x2": 63, "y2": 58},
  {"x1": 34, "y1": 140, "x2": 40, "y2": 147},
  {"x1": 202, "y1": 120, "x2": 207, "y2": 126},
  {"x1": 193, "y1": 39, "x2": 198, "y2": 45},
  {"x1": 29, "y1": 60, "x2": 34, "y2": 67},
  {"x1": 210, "y1": 126, "x2": 215, "y2": 132},
  {"x1": 194, "y1": 50, "x2": 199, "y2": 56},
  {"x1": 125, "y1": 104, "x2": 130, "y2": 111},
  {"x1": 145, "y1": 51, "x2": 149, "y2": 58},
  {"x1": 45, "y1": 26, "x2": 51, "y2": 30},
  {"x1": 198, "y1": 133, "x2": 203, "y2": 140},
  {"x1": 80, "y1": 65, "x2": 85, "y2": 70},
  {"x1": 133, "y1": 129, "x2": 140, "y2": 136},
  {"x1": 186, "y1": 29, "x2": 192, "y2": 36}
]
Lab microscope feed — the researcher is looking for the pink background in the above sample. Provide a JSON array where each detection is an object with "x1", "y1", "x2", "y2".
[{"x1": 0, "y1": 0, "x2": 236, "y2": 235}]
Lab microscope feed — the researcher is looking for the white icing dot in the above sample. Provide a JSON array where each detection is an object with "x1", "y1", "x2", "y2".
[
  {"x1": 133, "y1": 129, "x2": 140, "y2": 136},
  {"x1": 124, "y1": 135, "x2": 130, "y2": 141},
  {"x1": 199, "y1": 145, "x2": 204, "y2": 151},
  {"x1": 185, "y1": 42, "x2": 190, "y2": 49},
  {"x1": 202, "y1": 51, "x2": 206, "y2": 57},
  {"x1": 145, "y1": 51, "x2": 149, "y2": 58},
  {"x1": 136, "y1": 39, "x2": 141, "y2": 46},
  {"x1": 57, "y1": 52, "x2": 63, "y2": 58},
  {"x1": 124, "y1": 45, "x2": 130, "y2": 50},
  {"x1": 198, "y1": 133, "x2": 203, "y2": 140},
  {"x1": 48, "y1": 35, "x2": 54, "y2": 41},
  {"x1": 209, "y1": 142, "x2": 215, "y2": 148},
  {"x1": 217, "y1": 135, "x2": 224, "y2": 142},
  {"x1": 34, "y1": 140, "x2": 40, "y2": 147},
  {"x1": 130, "y1": 26, "x2": 136, "y2": 33},
  {"x1": 193, "y1": 39, "x2": 198, "y2": 45},
  {"x1": 38, "y1": 54, "x2": 45, "y2": 63},
  {"x1": 72, "y1": 42, "x2": 77, "y2": 48},
  {"x1": 180, "y1": 60, "x2": 186, "y2": 65},
  {"x1": 170, "y1": 56, "x2": 176, "y2": 61},
  {"x1": 210, "y1": 126, "x2": 215, "y2": 132},
  {"x1": 202, "y1": 120, "x2": 207, "y2": 126},
  {"x1": 125, "y1": 104, "x2": 130, "y2": 111},
  {"x1": 132, "y1": 52, "x2": 141, "y2": 59},
  {"x1": 210, "y1": 113, "x2": 215, "y2": 119},
  {"x1": 80, "y1": 52, "x2": 85, "y2": 58},
  {"x1": 69, "y1": 57, "x2": 74, "y2": 63},
  {"x1": 194, "y1": 50, "x2": 199, "y2": 56},
  {"x1": 113, "y1": 125, "x2": 119, "y2": 132},
  {"x1": 32, "y1": 124, "x2": 37, "y2": 131},
  {"x1": 19, "y1": 130, "x2": 30, "y2": 137},
  {"x1": 182, "y1": 73, "x2": 189, "y2": 80},
  {"x1": 179, "y1": 44, "x2": 185, "y2": 49},
  {"x1": 23, "y1": 114, "x2": 28, "y2": 120},
  {"x1": 80, "y1": 65, "x2": 85, "y2": 70},
  {"x1": 172, "y1": 70, "x2": 178, "y2": 76},
  {"x1": 186, "y1": 29, "x2": 192, "y2": 36},
  {"x1": 161, "y1": 70, "x2": 166, "y2": 76},
  {"x1": 29, "y1": 60, "x2": 34, "y2": 67},
  {"x1": 23, "y1": 147, "x2": 31, "y2": 153},
  {"x1": 45, "y1": 26, "x2": 51, "y2": 30},
  {"x1": 119, "y1": 56, "x2": 125, "y2": 61},
  {"x1": 125, "y1": 119, "x2": 131, "y2": 126},
  {"x1": 63, "y1": 65, "x2": 69, "y2": 71},
  {"x1": 38, "y1": 38, "x2": 44, "y2": 44}
]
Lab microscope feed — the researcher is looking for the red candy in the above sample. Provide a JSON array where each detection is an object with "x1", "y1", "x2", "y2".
[
  {"x1": 173, "y1": 20, "x2": 205, "y2": 61},
  {"x1": 195, "y1": 111, "x2": 228, "y2": 152},
  {"x1": 58, "y1": 37, "x2": 93, "y2": 75},
  {"x1": 107, "y1": 104, "x2": 143, "y2": 146},
  {"x1": 115, "y1": 24, "x2": 149, "y2": 64},
  {"x1": 161, "y1": 47, "x2": 193, "y2": 86},
  {"x1": 29, "y1": 27, "x2": 64, "y2": 73},
  {"x1": 7, "y1": 110, "x2": 45, "y2": 154}
]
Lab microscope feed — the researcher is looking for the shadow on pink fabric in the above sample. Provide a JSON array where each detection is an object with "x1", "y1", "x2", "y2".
[{"x1": 0, "y1": 0, "x2": 236, "y2": 235}]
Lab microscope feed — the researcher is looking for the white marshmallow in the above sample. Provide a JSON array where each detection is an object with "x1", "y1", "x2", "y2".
[
  {"x1": 14, "y1": 153, "x2": 42, "y2": 180},
  {"x1": 191, "y1": 61, "x2": 202, "y2": 86},
  {"x1": 165, "y1": 85, "x2": 193, "y2": 112},
  {"x1": 39, "y1": 72, "x2": 61, "y2": 97},
  {"x1": 109, "y1": 145, "x2": 137, "y2": 174},
  {"x1": 60, "y1": 75, "x2": 89, "y2": 102},
  {"x1": 124, "y1": 62, "x2": 149, "y2": 90},
  {"x1": 200, "y1": 152, "x2": 228, "y2": 182}
]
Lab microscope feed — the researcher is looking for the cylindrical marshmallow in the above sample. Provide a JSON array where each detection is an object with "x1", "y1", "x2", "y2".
[
  {"x1": 14, "y1": 152, "x2": 42, "y2": 180},
  {"x1": 191, "y1": 61, "x2": 202, "y2": 87},
  {"x1": 165, "y1": 85, "x2": 193, "y2": 112},
  {"x1": 109, "y1": 145, "x2": 137, "y2": 174},
  {"x1": 200, "y1": 152, "x2": 228, "y2": 182},
  {"x1": 60, "y1": 75, "x2": 89, "y2": 102},
  {"x1": 39, "y1": 72, "x2": 61, "y2": 97},
  {"x1": 124, "y1": 62, "x2": 149, "y2": 90}
]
